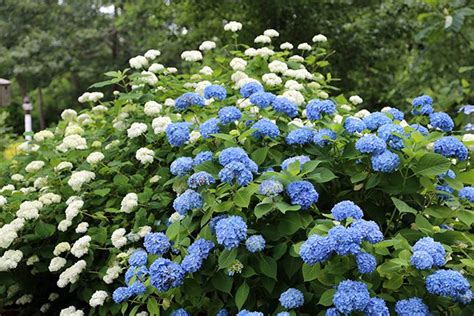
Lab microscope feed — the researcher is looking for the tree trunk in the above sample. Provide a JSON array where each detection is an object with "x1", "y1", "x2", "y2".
[{"x1": 37, "y1": 87, "x2": 46, "y2": 130}]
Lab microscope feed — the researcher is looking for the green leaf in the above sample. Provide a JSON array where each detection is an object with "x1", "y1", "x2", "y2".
[
  {"x1": 34, "y1": 220, "x2": 56, "y2": 239},
  {"x1": 113, "y1": 174, "x2": 129, "y2": 186},
  {"x1": 287, "y1": 160, "x2": 301, "y2": 176},
  {"x1": 212, "y1": 273, "x2": 233, "y2": 293},
  {"x1": 254, "y1": 203, "x2": 274, "y2": 218},
  {"x1": 318, "y1": 288, "x2": 336, "y2": 306},
  {"x1": 218, "y1": 249, "x2": 237, "y2": 269},
  {"x1": 415, "y1": 153, "x2": 451, "y2": 177},
  {"x1": 235, "y1": 281, "x2": 250, "y2": 310},
  {"x1": 457, "y1": 170, "x2": 474, "y2": 185},
  {"x1": 415, "y1": 214, "x2": 433, "y2": 234},
  {"x1": 383, "y1": 274, "x2": 403, "y2": 290},
  {"x1": 309, "y1": 167, "x2": 337, "y2": 183},
  {"x1": 391, "y1": 197, "x2": 417, "y2": 214},
  {"x1": 147, "y1": 297, "x2": 160, "y2": 316},
  {"x1": 302, "y1": 263, "x2": 320, "y2": 282},
  {"x1": 259, "y1": 256, "x2": 277, "y2": 280},
  {"x1": 275, "y1": 202, "x2": 300, "y2": 214},
  {"x1": 234, "y1": 184, "x2": 259, "y2": 208},
  {"x1": 94, "y1": 188, "x2": 111, "y2": 197},
  {"x1": 250, "y1": 147, "x2": 268, "y2": 165}
]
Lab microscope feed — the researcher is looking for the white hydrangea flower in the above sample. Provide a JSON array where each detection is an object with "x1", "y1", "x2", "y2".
[
  {"x1": 136, "y1": 312, "x2": 149, "y2": 316},
  {"x1": 17, "y1": 142, "x2": 39, "y2": 152},
  {"x1": 280, "y1": 42, "x2": 293, "y2": 50},
  {"x1": 244, "y1": 47, "x2": 257, "y2": 57},
  {"x1": 317, "y1": 91, "x2": 329, "y2": 99},
  {"x1": 49, "y1": 257, "x2": 67, "y2": 272},
  {"x1": 231, "y1": 71, "x2": 248, "y2": 83},
  {"x1": 354, "y1": 109, "x2": 371, "y2": 118},
  {"x1": 166, "y1": 67, "x2": 178, "y2": 74},
  {"x1": 61, "y1": 109, "x2": 78, "y2": 121},
  {"x1": 77, "y1": 114, "x2": 92, "y2": 125},
  {"x1": 284, "y1": 80, "x2": 303, "y2": 91},
  {"x1": 111, "y1": 228, "x2": 127, "y2": 249},
  {"x1": 282, "y1": 90, "x2": 305, "y2": 106},
  {"x1": 103, "y1": 263, "x2": 122, "y2": 284},
  {"x1": 11, "y1": 174, "x2": 24, "y2": 182},
  {"x1": 39, "y1": 193, "x2": 61, "y2": 206},
  {"x1": 189, "y1": 131, "x2": 201, "y2": 143},
  {"x1": 169, "y1": 212, "x2": 185, "y2": 224},
  {"x1": 312, "y1": 34, "x2": 327, "y2": 42},
  {"x1": 40, "y1": 303, "x2": 51, "y2": 313},
  {"x1": 121, "y1": 193, "x2": 138, "y2": 213},
  {"x1": 224, "y1": 21, "x2": 242, "y2": 32},
  {"x1": 268, "y1": 60, "x2": 288, "y2": 74},
  {"x1": 262, "y1": 73, "x2": 282, "y2": 86},
  {"x1": 254, "y1": 35, "x2": 271, "y2": 44},
  {"x1": 333, "y1": 114, "x2": 343, "y2": 124},
  {"x1": 297, "y1": 42, "x2": 312, "y2": 50},
  {"x1": 288, "y1": 55, "x2": 304, "y2": 63},
  {"x1": 48, "y1": 293, "x2": 60, "y2": 302},
  {"x1": 57, "y1": 260, "x2": 86, "y2": 288},
  {"x1": 143, "y1": 101, "x2": 162, "y2": 117},
  {"x1": 138, "y1": 225, "x2": 152, "y2": 238},
  {"x1": 255, "y1": 47, "x2": 274, "y2": 57},
  {"x1": 71, "y1": 235, "x2": 91, "y2": 258},
  {"x1": 0, "y1": 195, "x2": 6, "y2": 208},
  {"x1": 16, "y1": 200, "x2": 43, "y2": 220},
  {"x1": 68, "y1": 171, "x2": 95, "y2": 192},
  {"x1": 0, "y1": 250, "x2": 23, "y2": 271},
  {"x1": 129, "y1": 55, "x2": 148, "y2": 69},
  {"x1": 141, "y1": 71, "x2": 158, "y2": 85},
  {"x1": 349, "y1": 95, "x2": 363, "y2": 105},
  {"x1": 58, "y1": 219, "x2": 72, "y2": 232},
  {"x1": 54, "y1": 242, "x2": 71, "y2": 256},
  {"x1": 59, "y1": 305, "x2": 84, "y2": 316},
  {"x1": 263, "y1": 29, "x2": 279, "y2": 37},
  {"x1": 195, "y1": 80, "x2": 212, "y2": 96},
  {"x1": 89, "y1": 290, "x2": 108, "y2": 307},
  {"x1": 26, "y1": 255, "x2": 39, "y2": 266},
  {"x1": 64, "y1": 124, "x2": 84, "y2": 137},
  {"x1": 164, "y1": 98, "x2": 175, "y2": 107},
  {"x1": 230, "y1": 58, "x2": 247, "y2": 71},
  {"x1": 15, "y1": 294, "x2": 33, "y2": 305},
  {"x1": 0, "y1": 184, "x2": 15, "y2": 192},
  {"x1": 136, "y1": 147, "x2": 154, "y2": 164},
  {"x1": 0, "y1": 218, "x2": 25, "y2": 249},
  {"x1": 181, "y1": 50, "x2": 203, "y2": 62},
  {"x1": 152, "y1": 116, "x2": 172, "y2": 134},
  {"x1": 91, "y1": 105, "x2": 108, "y2": 114},
  {"x1": 57, "y1": 134, "x2": 87, "y2": 152},
  {"x1": 199, "y1": 40, "x2": 216, "y2": 51},
  {"x1": 75, "y1": 222, "x2": 89, "y2": 234},
  {"x1": 249, "y1": 106, "x2": 259, "y2": 114},
  {"x1": 78, "y1": 92, "x2": 104, "y2": 103},
  {"x1": 340, "y1": 104, "x2": 352, "y2": 111},
  {"x1": 127, "y1": 122, "x2": 148, "y2": 139},
  {"x1": 199, "y1": 66, "x2": 213, "y2": 76},
  {"x1": 34, "y1": 130, "x2": 54, "y2": 142},
  {"x1": 55, "y1": 161, "x2": 73, "y2": 172},
  {"x1": 86, "y1": 152, "x2": 104, "y2": 165},
  {"x1": 144, "y1": 49, "x2": 161, "y2": 59},
  {"x1": 25, "y1": 160, "x2": 45, "y2": 173},
  {"x1": 148, "y1": 63, "x2": 165, "y2": 73}
]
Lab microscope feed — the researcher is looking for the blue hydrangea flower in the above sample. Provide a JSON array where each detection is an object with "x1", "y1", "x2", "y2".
[
  {"x1": 194, "y1": 151, "x2": 213, "y2": 166},
  {"x1": 149, "y1": 258, "x2": 185, "y2": 292},
  {"x1": 434, "y1": 136, "x2": 468, "y2": 161},
  {"x1": 250, "y1": 92, "x2": 276, "y2": 108},
  {"x1": 412, "y1": 95, "x2": 434, "y2": 115},
  {"x1": 459, "y1": 186, "x2": 474, "y2": 202},
  {"x1": 218, "y1": 106, "x2": 242, "y2": 125},
  {"x1": 384, "y1": 107, "x2": 404, "y2": 121},
  {"x1": 237, "y1": 310, "x2": 264, "y2": 316},
  {"x1": 188, "y1": 171, "x2": 215, "y2": 188},
  {"x1": 219, "y1": 147, "x2": 251, "y2": 166},
  {"x1": 276, "y1": 312, "x2": 290, "y2": 316},
  {"x1": 200, "y1": 118, "x2": 220, "y2": 138},
  {"x1": 363, "y1": 112, "x2": 392, "y2": 131},
  {"x1": 364, "y1": 297, "x2": 389, "y2": 316},
  {"x1": 216, "y1": 309, "x2": 229, "y2": 316},
  {"x1": 209, "y1": 215, "x2": 228, "y2": 234},
  {"x1": 326, "y1": 308, "x2": 341, "y2": 316},
  {"x1": 240, "y1": 82, "x2": 264, "y2": 98},
  {"x1": 410, "y1": 251, "x2": 434, "y2": 270},
  {"x1": 128, "y1": 281, "x2": 146, "y2": 295},
  {"x1": 437, "y1": 169, "x2": 456, "y2": 180},
  {"x1": 412, "y1": 237, "x2": 445, "y2": 267},
  {"x1": 215, "y1": 215, "x2": 248, "y2": 249},
  {"x1": 245, "y1": 235, "x2": 265, "y2": 253},
  {"x1": 299, "y1": 235, "x2": 334, "y2": 265},
  {"x1": 112, "y1": 286, "x2": 131, "y2": 303},
  {"x1": 437, "y1": 184, "x2": 454, "y2": 200},
  {"x1": 410, "y1": 124, "x2": 429, "y2": 136},
  {"x1": 286, "y1": 128, "x2": 315, "y2": 145},
  {"x1": 286, "y1": 181, "x2": 319, "y2": 209},
  {"x1": 272, "y1": 97, "x2": 298, "y2": 118},
  {"x1": 395, "y1": 297, "x2": 430, "y2": 316},
  {"x1": 333, "y1": 280, "x2": 370, "y2": 314},
  {"x1": 314, "y1": 128, "x2": 336, "y2": 147},
  {"x1": 281, "y1": 155, "x2": 310, "y2": 170},
  {"x1": 426, "y1": 269, "x2": 472, "y2": 304},
  {"x1": 259, "y1": 179, "x2": 284, "y2": 197},
  {"x1": 128, "y1": 249, "x2": 148, "y2": 266},
  {"x1": 466, "y1": 123, "x2": 474, "y2": 131},
  {"x1": 429, "y1": 112, "x2": 454, "y2": 132},
  {"x1": 218, "y1": 161, "x2": 254, "y2": 186},
  {"x1": 377, "y1": 124, "x2": 405, "y2": 150},
  {"x1": 459, "y1": 104, "x2": 474, "y2": 115},
  {"x1": 371, "y1": 150, "x2": 400, "y2": 173},
  {"x1": 144, "y1": 232, "x2": 171, "y2": 255},
  {"x1": 125, "y1": 265, "x2": 148, "y2": 284},
  {"x1": 279, "y1": 288, "x2": 304, "y2": 309},
  {"x1": 331, "y1": 200, "x2": 364, "y2": 221},
  {"x1": 175, "y1": 92, "x2": 205, "y2": 111},
  {"x1": 166, "y1": 122, "x2": 190, "y2": 147},
  {"x1": 344, "y1": 117, "x2": 366, "y2": 134},
  {"x1": 173, "y1": 189, "x2": 203, "y2": 215},
  {"x1": 252, "y1": 118, "x2": 280, "y2": 139},
  {"x1": 306, "y1": 99, "x2": 336, "y2": 119},
  {"x1": 181, "y1": 238, "x2": 215, "y2": 273},
  {"x1": 350, "y1": 220, "x2": 384, "y2": 244},
  {"x1": 170, "y1": 157, "x2": 194, "y2": 176},
  {"x1": 204, "y1": 84, "x2": 227, "y2": 100},
  {"x1": 171, "y1": 309, "x2": 190, "y2": 316},
  {"x1": 328, "y1": 226, "x2": 361, "y2": 255},
  {"x1": 356, "y1": 252, "x2": 377, "y2": 274},
  {"x1": 355, "y1": 134, "x2": 387, "y2": 155}
]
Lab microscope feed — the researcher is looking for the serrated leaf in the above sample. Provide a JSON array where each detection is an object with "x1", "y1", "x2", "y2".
[
  {"x1": 391, "y1": 197, "x2": 417, "y2": 214},
  {"x1": 415, "y1": 153, "x2": 451, "y2": 177},
  {"x1": 235, "y1": 282, "x2": 250, "y2": 309}
]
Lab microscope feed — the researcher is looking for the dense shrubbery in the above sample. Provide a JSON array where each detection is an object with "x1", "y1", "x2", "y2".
[{"x1": 0, "y1": 23, "x2": 473, "y2": 316}]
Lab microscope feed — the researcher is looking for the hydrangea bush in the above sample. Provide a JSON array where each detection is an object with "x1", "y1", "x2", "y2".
[{"x1": 0, "y1": 22, "x2": 473, "y2": 315}]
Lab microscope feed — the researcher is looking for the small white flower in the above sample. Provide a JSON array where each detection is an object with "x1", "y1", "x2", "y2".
[
  {"x1": 199, "y1": 66, "x2": 213, "y2": 76},
  {"x1": 49, "y1": 257, "x2": 67, "y2": 272},
  {"x1": 288, "y1": 55, "x2": 304, "y2": 63},
  {"x1": 230, "y1": 58, "x2": 247, "y2": 71},
  {"x1": 16, "y1": 294, "x2": 33, "y2": 305},
  {"x1": 333, "y1": 114, "x2": 343, "y2": 124},
  {"x1": 224, "y1": 21, "x2": 242, "y2": 32},
  {"x1": 0, "y1": 250, "x2": 23, "y2": 271},
  {"x1": 312, "y1": 34, "x2": 327, "y2": 42},
  {"x1": 40, "y1": 303, "x2": 51, "y2": 313},
  {"x1": 11, "y1": 174, "x2": 24, "y2": 182},
  {"x1": 282, "y1": 90, "x2": 305, "y2": 106},
  {"x1": 26, "y1": 255, "x2": 39, "y2": 266},
  {"x1": 34, "y1": 130, "x2": 54, "y2": 142},
  {"x1": 231, "y1": 71, "x2": 248, "y2": 83},
  {"x1": 189, "y1": 131, "x2": 201, "y2": 143},
  {"x1": 0, "y1": 195, "x2": 6, "y2": 208},
  {"x1": 152, "y1": 116, "x2": 172, "y2": 134},
  {"x1": 199, "y1": 40, "x2": 216, "y2": 51},
  {"x1": 86, "y1": 152, "x2": 104, "y2": 165},
  {"x1": 166, "y1": 67, "x2": 178, "y2": 74},
  {"x1": 54, "y1": 242, "x2": 71, "y2": 256},
  {"x1": 120, "y1": 193, "x2": 139, "y2": 213},
  {"x1": 127, "y1": 122, "x2": 148, "y2": 139},
  {"x1": 138, "y1": 225, "x2": 152, "y2": 238},
  {"x1": 68, "y1": 171, "x2": 95, "y2": 192},
  {"x1": 284, "y1": 80, "x2": 303, "y2": 91},
  {"x1": 144, "y1": 49, "x2": 161, "y2": 59},
  {"x1": 58, "y1": 219, "x2": 72, "y2": 232},
  {"x1": 57, "y1": 134, "x2": 87, "y2": 152},
  {"x1": 349, "y1": 95, "x2": 363, "y2": 105},
  {"x1": 144, "y1": 101, "x2": 163, "y2": 117},
  {"x1": 181, "y1": 50, "x2": 203, "y2": 62},
  {"x1": 75, "y1": 222, "x2": 89, "y2": 234},
  {"x1": 255, "y1": 47, "x2": 274, "y2": 57},
  {"x1": 71, "y1": 235, "x2": 91, "y2": 258},
  {"x1": 263, "y1": 29, "x2": 279, "y2": 37},
  {"x1": 103, "y1": 264, "x2": 122, "y2": 284},
  {"x1": 280, "y1": 42, "x2": 293, "y2": 50},
  {"x1": 48, "y1": 293, "x2": 60, "y2": 302},
  {"x1": 244, "y1": 47, "x2": 257, "y2": 57},
  {"x1": 89, "y1": 290, "x2": 108, "y2": 307},
  {"x1": 39, "y1": 193, "x2": 61, "y2": 206},
  {"x1": 148, "y1": 63, "x2": 165, "y2": 73},
  {"x1": 254, "y1": 35, "x2": 271, "y2": 44},
  {"x1": 262, "y1": 73, "x2": 282, "y2": 86},
  {"x1": 136, "y1": 147, "x2": 155, "y2": 164},
  {"x1": 354, "y1": 109, "x2": 371, "y2": 118},
  {"x1": 340, "y1": 104, "x2": 352, "y2": 111},
  {"x1": 57, "y1": 260, "x2": 86, "y2": 288},
  {"x1": 61, "y1": 109, "x2": 77, "y2": 121},
  {"x1": 268, "y1": 60, "x2": 288, "y2": 74},
  {"x1": 141, "y1": 71, "x2": 158, "y2": 85},
  {"x1": 55, "y1": 162, "x2": 73, "y2": 172},
  {"x1": 25, "y1": 160, "x2": 45, "y2": 173},
  {"x1": 317, "y1": 91, "x2": 329, "y2": 99},
  {"x1": 399, "y1": 120, "x2": 409, "y2": 128},
  {"x1": 111, "y1": 228, "x2": 127, "y2": 249},
  {"x1": 149, "y1": 175, "x2": 161, "y2": 184},
  {"x1": 169, "y1": 212, "x2": 185, "y2": 223},
  {"x1": 59, "y1": 305, "x2": 84, "y2": 316},
  {"x1": 16, "y1": 200, "x2": 43, "y2": 220},
  {"x1": 297, "y1": 42, "x2": 312, "y2": 50},
  {"x1": 129, "y1": 55, "x2": 148, "y2": 69}
]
